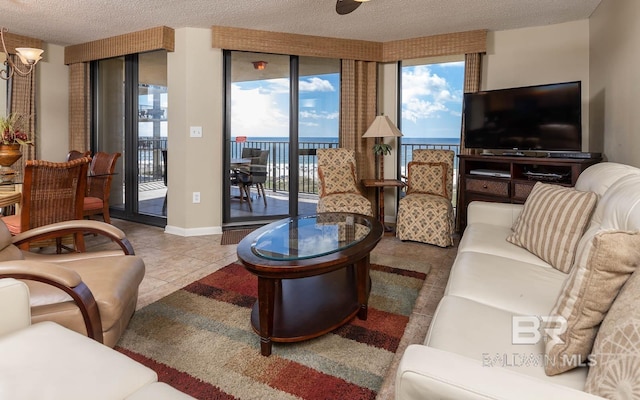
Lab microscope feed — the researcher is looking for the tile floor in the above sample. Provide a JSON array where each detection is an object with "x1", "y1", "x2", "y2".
[{"x1": 89, "y1": 219, "x2": 459, "y2": 399}]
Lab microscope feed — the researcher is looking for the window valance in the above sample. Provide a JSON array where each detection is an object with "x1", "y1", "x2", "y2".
[
  {"x1": 64, "y1": 26, "x2": 174, "y2": 65},
  {"x1": 211, "y1": 26, "x2": 486, "y2": 62}
]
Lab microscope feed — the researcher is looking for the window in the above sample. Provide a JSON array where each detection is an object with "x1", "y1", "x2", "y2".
[{"x1": 399, "y1": 58, "x2": 465, "y2": 176}]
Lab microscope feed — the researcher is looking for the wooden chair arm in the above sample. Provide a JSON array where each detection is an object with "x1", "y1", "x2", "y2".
[
  {"x1": 0, "y1": 260, "x2": 104, "y2": 343},
  {"x1": 12, "y1": 220, "x2": 135, "y2": 255}
]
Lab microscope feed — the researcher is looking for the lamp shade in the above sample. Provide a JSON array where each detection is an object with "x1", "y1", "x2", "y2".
[
  {"x1": 15, "y1": 48, "x2": 44, "y2": 65},
  {"x1": 362, "y1": 115, "x2": 403, "y2": 138}
]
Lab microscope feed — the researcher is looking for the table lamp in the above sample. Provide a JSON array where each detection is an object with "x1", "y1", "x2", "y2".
[{"x1": 362, "y1": 115, "x2": 403, "y2": 180}]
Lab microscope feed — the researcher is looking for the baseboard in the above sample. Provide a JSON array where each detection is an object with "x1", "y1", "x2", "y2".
[{"x1": 164, "y1": 225, "x2": 222, "y2": 237}]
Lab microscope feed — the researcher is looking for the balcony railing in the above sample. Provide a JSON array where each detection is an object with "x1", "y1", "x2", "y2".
[
  {"x1": 138, "y1": 137, "x2": 167, "y2": 183},
  {"x1": 230, "y1": 139, "x2": 460, "y2": 195},
  {"x1": 137, "y1": 138, "x2": 460, "y2": 193}
]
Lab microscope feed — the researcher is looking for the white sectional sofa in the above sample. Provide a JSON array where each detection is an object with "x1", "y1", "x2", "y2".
[
  {"x1": 0, "y1": 278, "x2": 195, "y2": 400},
  {"x1": 396, "y1": 162, "x2": 640, "y2": 400}
]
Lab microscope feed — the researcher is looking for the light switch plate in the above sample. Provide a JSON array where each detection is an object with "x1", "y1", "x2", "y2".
[
  {"x1": 190, "y1": 126, "x2": 202, "y2": 138},
  {"x1": 192, "y1": 192, "x2": 201, "y2": 203}
]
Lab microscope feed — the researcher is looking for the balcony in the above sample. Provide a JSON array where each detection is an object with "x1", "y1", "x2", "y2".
[{"x1": 136, "y1": 138, "x2": 460, "y2": 218}]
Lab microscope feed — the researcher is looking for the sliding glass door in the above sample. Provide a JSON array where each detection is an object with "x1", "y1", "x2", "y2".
[
  {"x1": 92, "y1": 50, "x2": 168, "y2": 227},
  {"x1": 223, "y1": 51, "x2": 340, "y2": 226}
]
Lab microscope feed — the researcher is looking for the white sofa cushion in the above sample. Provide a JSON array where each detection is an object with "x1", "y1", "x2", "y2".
[
  {"x1": 507, "y1": 182, "x2": 597, "y2": 273},
  {"x1": 458, "y1": 223, "x2": 551, "y2": 268},
  {"x1": 425, "y1": 295, "x2": 588, "y2": 390},
  {"x1": 397, "y1": 346, "x2": 603, "y2": 400},
  {"x1": 445, "y1": 251, "x2": 567, "y2": 316},
  {"x1": 0, "y1": 321, "x2": 157, "y2": 400},
  {"x1": 546, "y1": 230, "x2": 640, "y2": 376},
  {"x1": 424, "y1": 296, "x2": 587, "y2": 390}
]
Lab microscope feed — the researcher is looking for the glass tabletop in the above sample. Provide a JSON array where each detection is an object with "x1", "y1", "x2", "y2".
[{"x1": 251, "y1": 214, "x2": 372, "y2": 261}]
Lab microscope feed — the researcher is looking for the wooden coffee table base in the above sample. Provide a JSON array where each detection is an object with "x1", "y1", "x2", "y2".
[{"x1": 250, "y1": 258, "x2": 371, "y2": 356}]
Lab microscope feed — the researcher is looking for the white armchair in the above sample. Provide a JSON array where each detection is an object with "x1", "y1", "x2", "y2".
[{"x1": 0, "y1": 278, "x2": 194, "y2": 400}]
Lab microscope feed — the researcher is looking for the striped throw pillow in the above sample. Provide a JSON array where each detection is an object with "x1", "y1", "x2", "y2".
[{"x1": 507, "y1": 182, "x2": 597, "y2": 273}]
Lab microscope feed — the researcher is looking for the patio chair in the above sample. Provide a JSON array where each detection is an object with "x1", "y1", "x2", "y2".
[
  {"x1": 234, "y1": 150, "x2": 269, "y2": 207},
  {"x1": 396, "y1": 149, "x2": 455, "y2": 247},
  {"x1": 84, "y1": 152, "x2": 121, "y2": 224},
  {"x1": 316, "y1": 148, "x2": 372, "y2": 216}
]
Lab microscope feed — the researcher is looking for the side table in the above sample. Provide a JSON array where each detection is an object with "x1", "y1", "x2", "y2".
[{"x1": 361, "y1": 179, "x2": 405, "y2": 232}]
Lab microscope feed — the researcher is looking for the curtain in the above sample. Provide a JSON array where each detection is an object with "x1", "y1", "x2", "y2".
[
  {"x1": 340, "y1": 59, "x2": 377, "y2": 203},
  {"x1": 9, "y1": 55, "x2": 36, "y2": 172},
  {"x1": 461, "y1": 52, "x2": 483, "y2": 155},
  {"x1": 68, "y1": 63, "x2": 91, "y2": 152}
]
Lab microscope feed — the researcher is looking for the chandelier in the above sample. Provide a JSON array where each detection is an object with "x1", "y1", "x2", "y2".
[{"x1": 0, "y1": 27, "x2": 44, "y2": 80}]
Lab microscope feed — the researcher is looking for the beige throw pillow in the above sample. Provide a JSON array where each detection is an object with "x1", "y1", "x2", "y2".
[
  {"x1": 318, "y1": 163, "x2": 360, "y2": 198},
  {"x1": 406, "y1": 161, "x2": 447, "y2": 197},
  {"x1": 584, "y1": 250, "x2": 640, "y2": 397},
  {"x1": 507, "y1": 182, "x2": 597, "y2": 273},
  {"x1": 544, "y1": 231, "x2": 640, "y2": 376}
]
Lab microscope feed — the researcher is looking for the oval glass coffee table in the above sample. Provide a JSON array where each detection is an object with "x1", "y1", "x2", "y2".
[{"x1": 237, "y1": 212, "x2": 384, "y2": 356}]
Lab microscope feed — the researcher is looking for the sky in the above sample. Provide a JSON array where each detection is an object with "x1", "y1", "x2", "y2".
[{"x1": 229, "y1": 60, "x2": 465, "y2": 140}]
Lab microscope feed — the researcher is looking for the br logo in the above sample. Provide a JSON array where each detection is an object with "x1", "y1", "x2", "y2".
[{"x1": 512, "y1": 316, "x2": 567, "y2": 346}]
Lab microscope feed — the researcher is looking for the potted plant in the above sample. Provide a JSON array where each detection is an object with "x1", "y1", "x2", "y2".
[{"x1": 0, "y1": 113, "x2": 32, "y2": 168}]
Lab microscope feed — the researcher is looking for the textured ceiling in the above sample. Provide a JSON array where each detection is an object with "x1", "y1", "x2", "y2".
[{"x1": 0, "y1": 0, "x2": 602, "y2": 46}]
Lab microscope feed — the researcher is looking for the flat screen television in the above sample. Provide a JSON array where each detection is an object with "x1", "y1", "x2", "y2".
[{"x1": 463, "y1": 81, "x2": 582, "y2": 152}]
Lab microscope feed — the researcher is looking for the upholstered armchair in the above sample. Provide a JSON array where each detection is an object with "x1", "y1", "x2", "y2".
[
  {"x1": 396, "y1": 149, "x2": 455, "y2": 247},
  {"x1": 0, "y1": 218, "x2": 145, "y2": 347},
  {"x1": 316, "y1": 148, "x2": 373, "y2": 216}
]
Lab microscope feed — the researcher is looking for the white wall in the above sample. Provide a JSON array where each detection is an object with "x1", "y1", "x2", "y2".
[
  {"x1": 37, "y1": 43, "x2": 69, "y2": 162},
  {"x1": 165, "y1": 27, "x2": 223, "y2": 235},
  {"x1": 590, "y1": 0, "x2": 640, "y2": 166},
  {"x1": 483, "y1": 20, "x2": 591, "y2": 151}
]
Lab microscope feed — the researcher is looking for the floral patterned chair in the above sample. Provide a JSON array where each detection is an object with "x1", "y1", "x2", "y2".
[
  {"x1": 316, "y1": 148, "x2": 372, "y2": 216},
  {"x1": 396, "y1": 149, "x2": 455, "y2": 247}
]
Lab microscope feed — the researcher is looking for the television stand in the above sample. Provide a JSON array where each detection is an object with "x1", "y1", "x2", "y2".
[{"x1": 456, "y1": 154, "x2": 601, "y2": 231}]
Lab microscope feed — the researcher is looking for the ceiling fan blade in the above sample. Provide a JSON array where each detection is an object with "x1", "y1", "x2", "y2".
[{"x1": 336, "y1": 0, "x2": 362, "y2": 15}]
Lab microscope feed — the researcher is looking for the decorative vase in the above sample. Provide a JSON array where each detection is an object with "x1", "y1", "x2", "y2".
[{"x1": 0, "y1": 144, "x2": 22, "y2": 167}]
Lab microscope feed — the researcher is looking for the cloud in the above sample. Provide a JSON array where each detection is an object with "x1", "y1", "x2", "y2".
[
  {"x1": 300, "y1": 110, "x2": 339, "y2": 120},
  {"x1": 402, "y1": 64, "x2": 461, "y2": 123},
  {"x1": 231, "y1": 83, "x2": 289, "y2": 136},
  {"x1": 300, "y1": 77, "x2": 335, "y2": 92}
]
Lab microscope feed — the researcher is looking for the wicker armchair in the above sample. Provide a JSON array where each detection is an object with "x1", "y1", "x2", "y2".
[
  {"x1": 84, "y1": 152, "x2": 121, "y2": 223},
  {"x1": 1, "y1": 158, "x2": 91, "y2": 252},
  {"x1": 66, "y1": 150, "x2": 91, "y2": 161},
  {"x1": 316, "y1": 148, "x2": 372, "y2": 216},
  {"x1": 396, "y1": 149, "x2": 455, "y2": 247}
]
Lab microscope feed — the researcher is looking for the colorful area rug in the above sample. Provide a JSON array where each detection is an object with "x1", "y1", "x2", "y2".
[{"x1": 116, "y1": 261, "x2": 426, "y2": 399}]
